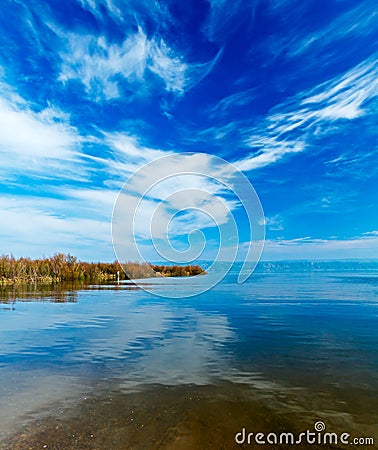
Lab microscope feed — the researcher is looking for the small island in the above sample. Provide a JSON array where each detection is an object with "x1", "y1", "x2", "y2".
[{"x1": 0, "y1": 253, "x2": 206, "y2": 286}]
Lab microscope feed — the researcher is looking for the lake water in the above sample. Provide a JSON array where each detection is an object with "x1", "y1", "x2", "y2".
[{"x1": 0, "y1": 262, "x2": 377, "y2": 449}]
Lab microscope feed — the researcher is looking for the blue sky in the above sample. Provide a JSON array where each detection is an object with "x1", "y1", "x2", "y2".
[{"x1": 0, "y1": 0, "x2": 377, "y2": 261}]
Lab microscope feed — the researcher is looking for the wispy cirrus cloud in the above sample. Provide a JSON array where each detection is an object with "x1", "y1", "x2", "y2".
[
  {"x1": 59, "y1": 27, "x2": 220, "y2": 100},
  {"x1": 264, "y1": 214, "x2": 284, "y2": 231},
  {"x1": 78, "y1": 0, "x2": 172, "y2": 27},
  {"x1": 262, "y1": 232, "x2": 378, "y2": 260},
  {"x1": 205, "y1": 0, "x2": 258, "y2": 42},
  {"x1": 299, "y1": 56, "x2": 378, "y2": 120},
  {"x1": 324, "y1": 148, "x2": 378, "y2": 180},
  {"x1": 236, "y1": 139, "x2": 304, "y2": 171},
  {"x1": 59, "y1": 28, "x2": 163, "y2": 99},
  {"x1": 236, "y1": 55, "x2": 378, "y2": 171},
  {"x1": 100, "y1": 132, "x2": 172, "y2": 178},
  {"x1": 288, "y1": 2, "x2": 377, "y2": 58},
  {"x1": 209, "y1": 87, "x2": 258, "y2": 118},
  {"x1": 0, "y1": 79, "x2": 85, "y2": 181},
  {"x1": 260, "y1": 1, "x2": 376, "y2": 64},
  {"x1": 78, "y1": 0, "x2": 125, "y2": 20}
]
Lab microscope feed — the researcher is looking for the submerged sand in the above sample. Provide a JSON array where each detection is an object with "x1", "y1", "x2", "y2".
[{"x1": 2, "y1": 381, "x2": 375, "y2": 450}]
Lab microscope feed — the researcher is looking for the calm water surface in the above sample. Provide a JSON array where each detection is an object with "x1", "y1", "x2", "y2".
[{"x1": 0, "y1": 263, "x2": 377, "y2": 449}]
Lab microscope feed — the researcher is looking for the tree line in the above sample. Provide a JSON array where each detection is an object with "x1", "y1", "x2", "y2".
[
  {"x1": 151, "y1": 264, "x2": 205, "y2": 277},
  {"x1": 0, "y1": 254, "x2": 205, "y2": 285}
]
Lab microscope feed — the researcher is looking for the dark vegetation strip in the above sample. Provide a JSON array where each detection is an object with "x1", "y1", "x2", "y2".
[{"x1": 0, "y1": 254, "x2": 205, "y2": 285}]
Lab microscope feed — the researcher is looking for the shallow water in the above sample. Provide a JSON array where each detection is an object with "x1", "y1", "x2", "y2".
[{"x1": 0, "y1": 263, "x2": 377, "y2": 449}]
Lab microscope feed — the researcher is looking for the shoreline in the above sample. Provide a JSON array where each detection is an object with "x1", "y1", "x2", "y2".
[{"x1": 0, "y1": 253, "x2": 206, "y2": 287}]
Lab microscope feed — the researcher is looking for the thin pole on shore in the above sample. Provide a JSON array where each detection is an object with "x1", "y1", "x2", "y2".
[{"x1": 117, "y1": 271, "x2": 120, "y2": 284}]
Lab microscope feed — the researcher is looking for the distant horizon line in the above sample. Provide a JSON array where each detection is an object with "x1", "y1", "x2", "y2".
[{"x1": 2, "y1": 253, "x2": 378, "y2": 264}]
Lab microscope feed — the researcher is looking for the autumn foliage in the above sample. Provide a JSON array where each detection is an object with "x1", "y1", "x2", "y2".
[
  {"x1": 150, "y1": 264, "x2": 205, "y2": 277},
  {"x1": 0, "y1": 254, "x2": 205, "y2": 285}
]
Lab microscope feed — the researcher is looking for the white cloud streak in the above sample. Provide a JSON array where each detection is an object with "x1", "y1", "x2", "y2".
[
  {"x1": 111, "y1": 150, "x2": 239, "y2": 239},
  {"x1": 210, "y1": 87, "x2": 257, "y2": 118},
  {"x1": 288, "y1": 2, "x2": 377, "y2": 58},
  {"x1": 78, "y1": 0, "x2": 172, "y2": 27},
  {"x1": 101, "y1": 132, "x2": 172, "y2": 177},
  {"x1": 260, "y1": 1, "x2": 376, "y2": 65},
  {"x1": 0, "y1": 196, "x2": 112, "y2": 260},
  {"x1": 59, "y1": 27, "x2": 220, "y2": 100},
  {"x1": 236, "y1": 55, "x2": 378, "y2": 171},
  {"x1": 0, "y1": 81, "x2": 84, "y2": 180},
  {"x1": 205, "y1": 0, "x2": 258, "y2": 42},
  {"x1": 262, "y1": 232, "x2": 378, "y2": 260}
]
